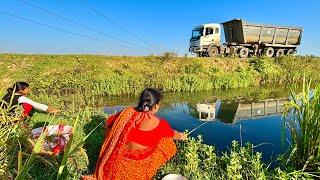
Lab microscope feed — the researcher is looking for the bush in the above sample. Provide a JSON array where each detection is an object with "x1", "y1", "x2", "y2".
[
  {"x1": 160, "y1": 51, "x2": 178, "y2": 61},
  {"x1": 155, "y1": 136, "x2": 268, "y2": 180}
]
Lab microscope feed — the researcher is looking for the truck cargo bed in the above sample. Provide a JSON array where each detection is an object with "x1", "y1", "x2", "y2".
[{"x1": 222, "y1": 19, "x2": 303, "y2": 46}]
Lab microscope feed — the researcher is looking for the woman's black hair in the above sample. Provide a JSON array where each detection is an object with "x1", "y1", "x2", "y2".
[
  {"x1": 7, "y1": 81, "x2": 29, "y2": 93},
  {"x1": 136, "y1": 88, "x2": 163, "y2": 112}
]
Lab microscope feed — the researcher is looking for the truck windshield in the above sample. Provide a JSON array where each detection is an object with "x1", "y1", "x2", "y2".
[{"x1": 191, "y1": 27, "x2": 204, "y2": 39}]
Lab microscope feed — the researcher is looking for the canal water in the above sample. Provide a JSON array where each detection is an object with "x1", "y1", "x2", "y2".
[{"x1": 103, "y1": 85, "x2": 294, "y2": 163}]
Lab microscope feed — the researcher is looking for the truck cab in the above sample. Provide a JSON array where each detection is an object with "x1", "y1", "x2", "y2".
[{"x1": 189, "y1": 23, "x2": 221, "y2": 57}]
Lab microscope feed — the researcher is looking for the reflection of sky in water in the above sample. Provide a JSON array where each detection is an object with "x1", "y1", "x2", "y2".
[{"x1": 103, "y1": 100, "x2": 290, "y2": 164}]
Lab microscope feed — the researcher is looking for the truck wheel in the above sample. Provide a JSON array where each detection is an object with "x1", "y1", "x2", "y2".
[
  {"x1": 275, "y1": 49, "x2": 285, "y2": 57},
  {"x1": 239, "y1": 48, "x2": 249, "y2": 58},
  {"x1": 208, "y1": 46, "x2": 219, "y2": 57},
  {"x1": 264, "y1": 47, "x2": 274, "y2": 58},
  {"x1": 196, "y1": 52, "x2": 202, "y2": 57},
  {"x1": 286, "y1": 49, "x2": 294, "y2": 55}
]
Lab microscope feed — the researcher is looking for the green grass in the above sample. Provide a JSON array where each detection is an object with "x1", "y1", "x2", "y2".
[
  {"x1": 283, "y1": 79, "x2": 320, "y2": 172},
  {"x1": 0, "y1": 104, "x2": 108, "y2": 179},
  {"x1": 1, "y1": 54, "x2": 320, "y2": 97},
  {"x1": 154, "y1": 136, "x2": 315, "y2": 180}
]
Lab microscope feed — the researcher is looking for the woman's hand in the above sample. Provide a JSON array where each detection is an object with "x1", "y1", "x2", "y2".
[
  {"x1": 179, "y1": 132, "x2": 187, "y2": 141},
  {"x1": 173, "y1": 130, "x2": 187, "y2": 141},
  {"x1": 47, "y1": 107, "x2": 60, "y2": 114}
]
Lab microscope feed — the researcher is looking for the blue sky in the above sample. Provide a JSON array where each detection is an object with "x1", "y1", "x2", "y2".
[{"x1": 0, "y1": 0, "x2": 319, "y2": 56}]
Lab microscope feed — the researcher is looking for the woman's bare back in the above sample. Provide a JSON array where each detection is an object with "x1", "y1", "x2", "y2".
[{"x1": 125, "y1": 114, "x2": 160, "y2": 150}]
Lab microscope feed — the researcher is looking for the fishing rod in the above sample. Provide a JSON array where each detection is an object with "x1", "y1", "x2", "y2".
[
  {"x1": 61, "y1": 105, "x2": 128, "y2": 113},
  {"x1": 62, "y1": 106, "x2": 212, "y2": 136},
  {"x1": 187, "y1": 120, "x2": 211, "y2": 136},
  {"x1": 62, "y1": 107, "x2": 101, "y2": 113}
]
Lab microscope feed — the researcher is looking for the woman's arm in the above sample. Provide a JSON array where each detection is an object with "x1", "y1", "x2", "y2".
[
  {"x1": 18, "y1": 96, "x2": 60, "y2": 113},
  {"x1": 46, "y1": 107, "x2": 60, "y2": 113},
  {"x1": 160, "y1": 120, "x2": 187, "y2": 141}
]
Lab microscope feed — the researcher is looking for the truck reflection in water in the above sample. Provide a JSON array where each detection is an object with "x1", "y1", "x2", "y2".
[
  {"x1": 196, "y1": 103, "x2": 216, "y2": 121},
  {"x1": 194, "y1": 98, "x2": 288, "y2": 123}
]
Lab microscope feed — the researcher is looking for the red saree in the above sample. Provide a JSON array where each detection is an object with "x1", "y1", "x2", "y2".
[{"x1": 82, "y1": 107, "x2": 177, "y2": 180}]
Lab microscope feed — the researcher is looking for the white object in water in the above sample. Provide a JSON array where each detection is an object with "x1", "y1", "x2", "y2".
[{"x1": 162, "y1": 174, "x2": 187, "y2": 180}]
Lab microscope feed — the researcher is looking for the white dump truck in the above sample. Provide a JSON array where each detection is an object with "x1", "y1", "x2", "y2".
[{"x1": 189, "y1": 19, "x2": 303, "y2": 58}]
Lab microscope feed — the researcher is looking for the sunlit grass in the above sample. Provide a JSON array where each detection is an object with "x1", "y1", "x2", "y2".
[
  {"x1": 283, "y1": 79, "x2": 320, "y2": 172},
  {"x1": 1, "y1": 54, "x2": 320, "y2": 97}
]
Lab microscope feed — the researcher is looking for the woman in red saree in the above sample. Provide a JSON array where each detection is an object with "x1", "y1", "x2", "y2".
[{"x1": 82, "y1": 88, "x2": 186, "y2": 180}]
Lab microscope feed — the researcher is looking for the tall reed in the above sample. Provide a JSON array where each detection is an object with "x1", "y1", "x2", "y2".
[
  {"x1": 283, "y1": 79, "x2": 320, "y2": 171},
  {"x1": 15, "y1": 118, "x2": 52, "y2": 180},
  {"x1": 56, "y1": 111, "x2": 102, "y2": 179}
]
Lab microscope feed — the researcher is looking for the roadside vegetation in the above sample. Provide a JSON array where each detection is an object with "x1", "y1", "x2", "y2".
[
  {"x1": 1, "y1": 54, "x2": 320, "y2": 179},
  {"x1": 1, "y1": 54, "x2": 320, "y2": 96}
]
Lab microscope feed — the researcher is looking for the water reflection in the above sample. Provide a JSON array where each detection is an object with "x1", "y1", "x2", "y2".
[
  {"x1": 190, "y1": 98, "x2": 288, "y2": 124},
  {"x1": 178, "y1": 96, "x2": 290, "y2": 164},
  {"x1": 196, "y1": 103, "x2": 216, "y2": 121},
  {"x1": 102, "y1": 86, "x2": 293, "y2": 163},
  {"x1": 217, "y1": 98, "x2": 288, "y2": 123},
  {"x1": 103, "y1": 105, "x2": 127, "y2": 115}
]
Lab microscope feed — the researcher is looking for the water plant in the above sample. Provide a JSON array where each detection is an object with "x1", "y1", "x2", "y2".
[{"x1": 283, "y1": 79, "x2": 320, "y2": 172}]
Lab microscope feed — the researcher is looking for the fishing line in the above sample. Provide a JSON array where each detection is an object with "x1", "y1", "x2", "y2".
[{"x1": 187, "y1": 120, "x2": 211, "y2": 136}]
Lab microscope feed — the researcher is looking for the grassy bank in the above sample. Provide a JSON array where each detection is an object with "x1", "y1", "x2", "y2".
[
  {"x1": 1, "y1": 54, "x2": 320, "y2": 96},
  {"x1": 1, "y1": 53, "x2": 319, "y2": 110}
]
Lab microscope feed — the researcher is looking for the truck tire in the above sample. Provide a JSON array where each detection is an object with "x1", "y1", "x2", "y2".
[
  {"x1": 196, "y1": 52, "x2": 203, "y2": 57},
  {"x1": 286, "y1": 49, "x2": 294, "y2": 55},
  {"x1": 239, "y1": 48, "x2": 249, "y2": 58},
  {"x1": 275, "y1": 49, "x2": 284, "y2": 57},
  {"x1": 207, "y1": 46, "x2": 219, "y2": 57},
  {"x1": 264, "y1": 47, "x2": 274, "y2": 58}
]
